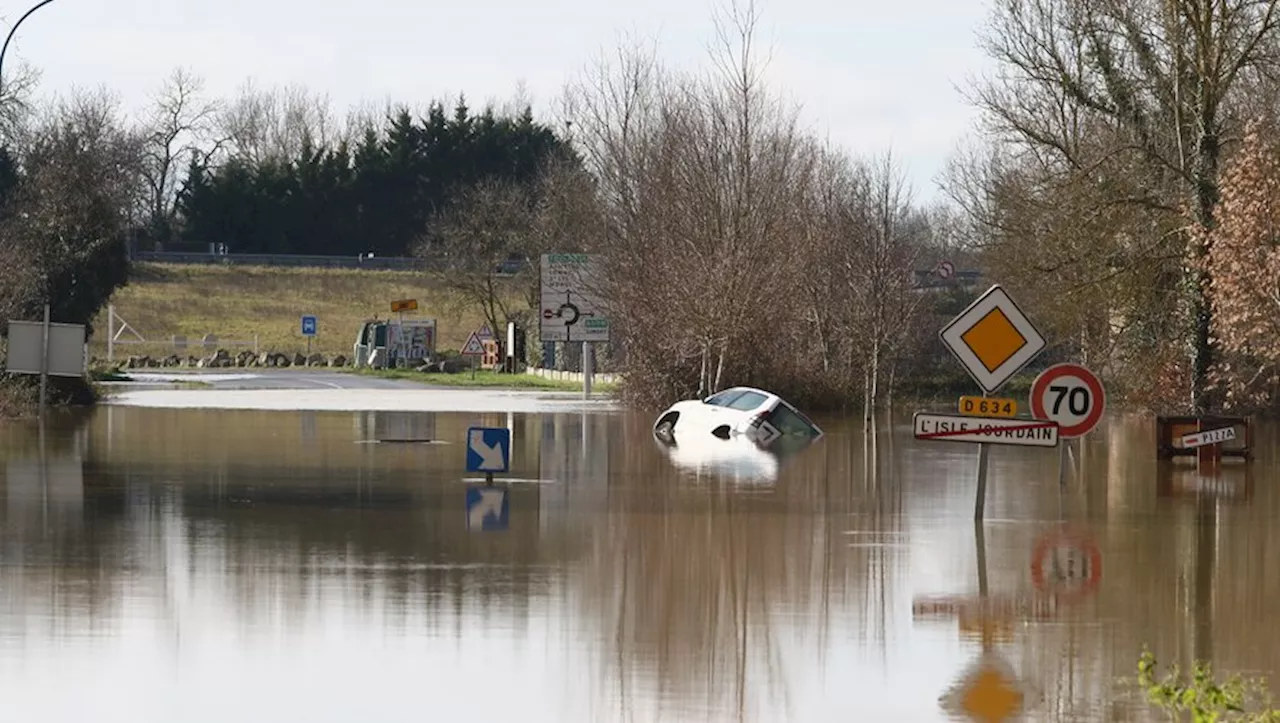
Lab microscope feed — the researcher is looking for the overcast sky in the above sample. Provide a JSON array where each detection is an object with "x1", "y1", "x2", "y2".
[{"x1": 2, "y1": 0, "x2": 995, "y2": 203}]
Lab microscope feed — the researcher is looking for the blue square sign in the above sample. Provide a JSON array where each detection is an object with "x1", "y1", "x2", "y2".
[
  {"x1": 301, "y1": 315, "x2": 318, "y2": 337},
  {"x1": 466, "y1": 426, "x2": 510, "y2": 473},
  {"x1": 465, "y1": 485, "x2": 509, "y2": 531}
]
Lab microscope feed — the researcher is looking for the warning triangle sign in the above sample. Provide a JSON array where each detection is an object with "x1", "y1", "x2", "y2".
[
  {"x1": 476, "y1": 325, "x2": 494, "y2": 340},
  {"x1": 461, "y1": 333, "x2": 486, "y2": 355}
]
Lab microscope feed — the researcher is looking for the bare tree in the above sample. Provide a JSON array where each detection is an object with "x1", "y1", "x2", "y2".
[
  {"x1": 138, "y1": 67, "x2": 224, "y2": 240},
  {"x1": 1, "y1": 86, "x2": 142, "y2": 329},
  {"x1": 0, "y1": 60, "x2": 39, "y2": 146},
  {"x1": 565, "y1": 0, "x2": 829, "y2": 406},
  {"x1": 416, "y1": 179, "x2": 534, "y2": 343},
  {"x1": 967, "y1": 0, "x2": 1280, "y2": 412},
  {"x1": 218, "y1": 80, "x2": 338, "y2": 163}
]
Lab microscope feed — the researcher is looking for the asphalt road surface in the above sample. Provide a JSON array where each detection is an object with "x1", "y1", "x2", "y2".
[
  {"x1": 102, "y1": 369, "x2": 619, "y2": 413},
  {"x1": 115, "y1": 369, "x2": 434, "y2": 390}
]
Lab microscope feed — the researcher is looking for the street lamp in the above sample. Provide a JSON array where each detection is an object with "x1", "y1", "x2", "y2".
[{"x1": 0, "y1": 0, "x2": 57, "y2": 98}]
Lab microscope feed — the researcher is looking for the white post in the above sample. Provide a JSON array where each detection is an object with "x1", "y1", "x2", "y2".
[
  {"x1": 107, "y1": 304, "x2": 115, "y2": 362},
  {"x1": 582, "y1": 341, "x2": 593, "y2": 398},
  {"x1": 39, "y1": 303, "x2": 50, "y2": 417}
]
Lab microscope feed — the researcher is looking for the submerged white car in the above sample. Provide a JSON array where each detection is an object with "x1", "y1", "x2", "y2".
[{"x1": 652, "y1": 386, "x2": 824, "y2": 448}]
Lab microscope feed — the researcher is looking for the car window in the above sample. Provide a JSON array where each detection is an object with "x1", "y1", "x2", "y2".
[
  {"x1": 766, "y1": 402, "x2": 822, "y2": 438},
  {"x1": 726, "y1": 391, "x2": 769, "y2": 411},
  {"x1": 704, "y1": 390, "x2": 744, "y2": 406}
]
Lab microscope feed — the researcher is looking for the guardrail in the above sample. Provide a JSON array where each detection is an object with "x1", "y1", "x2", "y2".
[{"x1": 132, "y1": 251, "x2": 430, "y2": 271}]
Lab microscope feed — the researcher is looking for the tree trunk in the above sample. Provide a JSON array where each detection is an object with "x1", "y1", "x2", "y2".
[
  {"x1": 1191, "y1": 125, "x2": 1221, "y2": 415},
  {"x1": 865, "y1": 338, "x2": 880, "y2": 422},
  {"x1": 713, "y1": 340, "x2": 726, "y2": 394},
  {"x1": 886, "y1": 360, "x2": 897, "y2": 411},
  {"x1": 698, "y1": 341, "x2": 709, "y2": 398}
]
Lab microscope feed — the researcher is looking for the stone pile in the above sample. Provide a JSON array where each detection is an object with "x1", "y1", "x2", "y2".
[{"x1": 109, "y1": 351, "x2": 351, "y2": 369}]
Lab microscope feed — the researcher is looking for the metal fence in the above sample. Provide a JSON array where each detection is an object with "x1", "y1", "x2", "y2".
[{"x1": 131, "y1": 251, "x2": 431, "y2": 271}]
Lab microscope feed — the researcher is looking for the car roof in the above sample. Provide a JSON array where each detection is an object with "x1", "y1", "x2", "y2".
[{"x1": 717, "y1": 386, "x2": 776, "y2": 398}]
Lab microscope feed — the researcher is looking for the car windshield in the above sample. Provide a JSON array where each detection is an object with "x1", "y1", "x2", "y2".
[
  {"x1": 766, "y1": 401, "x2": 823, "y2": 438},
  {"x1": 704, "y1": 390, "x2": 744, "y2": 406},
  {"x1": 726, "y1": 390, "x2": 769, "y2": 411}
]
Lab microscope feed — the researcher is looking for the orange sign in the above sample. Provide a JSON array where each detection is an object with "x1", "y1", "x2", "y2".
[{"x1": 390, "y1": 298, "x2": 418, "y2": 313}]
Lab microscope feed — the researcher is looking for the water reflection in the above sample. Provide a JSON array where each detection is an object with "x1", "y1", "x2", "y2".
[{"x1": 0, "y1": 408, "x2": 1278, "y2": 721}]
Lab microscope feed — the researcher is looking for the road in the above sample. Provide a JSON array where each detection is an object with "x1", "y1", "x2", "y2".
[
  {"x1": 101, "y1": 369, "x2": 619, "y2": 413},
  {"x1": 115, "y1": 369, "x2": 429, "y2": 390}
]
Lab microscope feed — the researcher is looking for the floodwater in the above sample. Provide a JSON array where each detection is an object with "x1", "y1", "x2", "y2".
[{"x1": 0, "y1": 401, "x2": 1274, "y2": 722}]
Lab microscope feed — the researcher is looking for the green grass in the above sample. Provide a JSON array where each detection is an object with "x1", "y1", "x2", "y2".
[
  {"x1": 347, "y1": 367, "x2": 619, "y2": 393},
  {"x1": 94, "y1": 263, "x2": 528, "y2": 359}
]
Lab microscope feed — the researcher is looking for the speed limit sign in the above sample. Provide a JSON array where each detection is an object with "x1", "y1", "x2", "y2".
[{"x1": 1029, "y1": 363, "x2": 1106, "y2": 438}]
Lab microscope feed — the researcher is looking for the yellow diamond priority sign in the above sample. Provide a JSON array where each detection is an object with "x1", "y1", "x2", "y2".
[{"x1": 940, "y1": 285, "x2": 1046, "y2": 394}]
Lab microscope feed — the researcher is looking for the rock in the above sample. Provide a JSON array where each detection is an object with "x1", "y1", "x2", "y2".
[
  {"x1": 441, "y1": 358, "x2": 469, "y2": 374},
  {"x1": 163, "y1": 355, "x2": 181, "y2": 367},
  {"x1": 307, "y1": 352, "x2": 326, "y2": 367},
  {"x1": 293, "y1": 353, "x2": 307, "y2": 367},
  {"x1": 329, "y1": 354, "x2": 347, "y2": 367}
]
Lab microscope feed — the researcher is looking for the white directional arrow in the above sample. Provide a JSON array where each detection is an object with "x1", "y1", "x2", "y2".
[
  {"x1": 469, "y1": 429, "x2": 506, "y2": 470},
  {"x1": 468, "y1": 488, "x2": 506, "y2": 528}
]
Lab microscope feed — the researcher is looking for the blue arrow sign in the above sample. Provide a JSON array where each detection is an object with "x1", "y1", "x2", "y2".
[
  {"x1": 466, "y1": 426, "x2": 510, "y2": 473},
  {"x1": 465, "y1": 484, "x2": 509, "y2": 531},
  {"x1": 301, "y1": 315, "x2": 318, "y2": 337}
]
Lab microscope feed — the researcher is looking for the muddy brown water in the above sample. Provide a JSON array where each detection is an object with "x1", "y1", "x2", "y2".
[{"x1": 0, "y1": 405, "x2": 1273, "y2": 722}]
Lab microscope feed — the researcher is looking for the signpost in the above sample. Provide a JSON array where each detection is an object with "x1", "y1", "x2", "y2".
[
  {"x1": 939, "y1": 285, "x2": 1046, "y2": 396},
  {"x1": 390, "y1": 299, "x2": 418, "y2": 313},
  {"x1": 301, "y1": 315, "x2": 317, "y2": 355},
  {"x1": 460, "y1": 332, "x2": 486, "y2": 356},
  {"x1": 1029, "y1": 364, "x2": 1105, "y2": 438},
  {"x1": 1029, "y1": 363, "x2": 1106, "y2": 485},
  {"x1": 1181, "y1": 426, "x2": 1236, "y2": 448},
  {"x1": 932, "y1": 284, "x2": 1049, "y2": 521},
  {"x1": 1030, "y1": 527, "x2": 1102, "y2": 604},
  {"x1": 466, "y1": 426, "x2": 510, "y2": 478},
  {"x1": 5, "y1": 306, "x2": 87, "y2": 416},
  {"x1": 958, "y1": 396, "x2": 1017, "y2": 418},
  {"x1": 913, "y1": 413, "x2": 1059, "y2": 447},
  {"x1": 540, "y1": 253, "x2": 609, "y2": 399},
  {"x1": 460, "y1": 328, "x2": 487, "y2": 378},
  {"x1": 465, "y1": 426, "x2": 511, "y2": 531}
]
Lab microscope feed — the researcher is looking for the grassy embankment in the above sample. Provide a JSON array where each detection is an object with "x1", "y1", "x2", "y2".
[{"x1": 92, "y1": 263, "x2": 613, "y2": 392}]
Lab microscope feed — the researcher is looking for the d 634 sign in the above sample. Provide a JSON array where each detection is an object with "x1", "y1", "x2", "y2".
[
  {"x1": 958, "y1": 396, "x2": 1017, "y2": 418},
  {"x1": 1029, "y1": 363, "x2": 1106, "y2": 439}
]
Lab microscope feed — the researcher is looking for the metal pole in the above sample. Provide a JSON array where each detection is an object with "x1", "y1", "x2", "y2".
[
  {"x1": 107, "y1": 304, "x2": 115, "y2": 362},
  {"x1": 1058, "y1": 438, "x2": 1070, "y2": 489},
  {"x1": 38, "y1": 302, "x2": 49, "y2": 417},
  {"x1": 973, "y1": 392, "x2": 990, "y2": 522},
  {"x1": 582, "y1": 341, "x2": 593, "y2": 398},
  {"x1": 0, "y1": 0, "x2": 57, "y2": 102}
]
